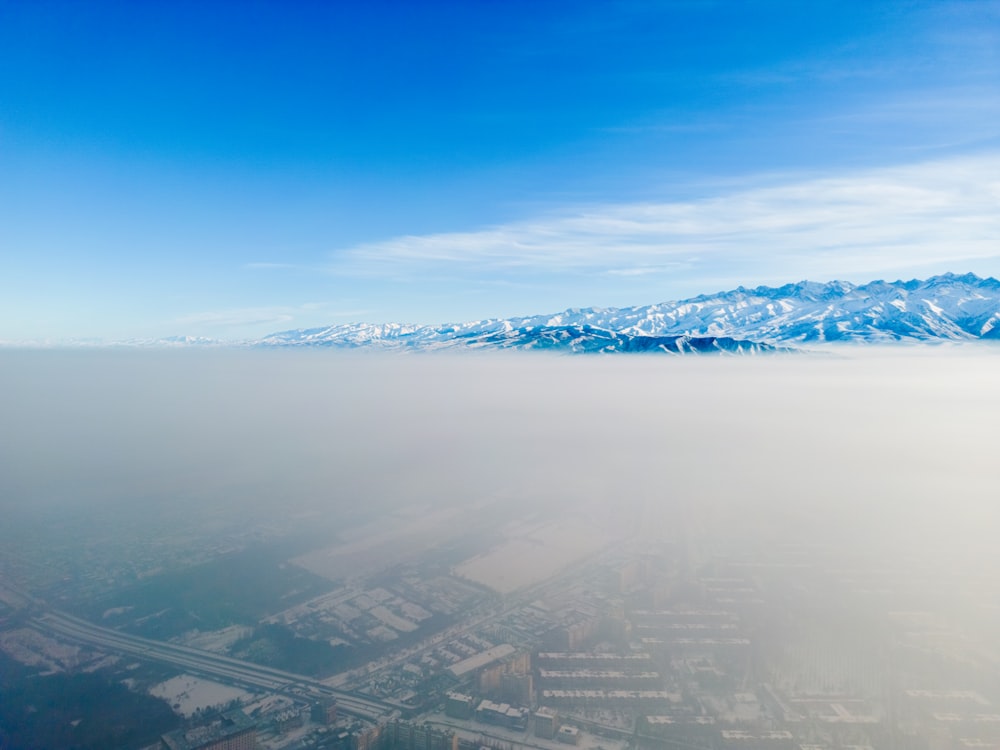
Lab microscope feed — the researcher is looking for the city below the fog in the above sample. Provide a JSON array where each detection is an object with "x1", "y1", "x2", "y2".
[
  {"x1": 3, "y1": 480, "x2": 1000, "y2": 750},
  {"x1": 1, "y1": 340, "x2": 999, "y2": 750}
]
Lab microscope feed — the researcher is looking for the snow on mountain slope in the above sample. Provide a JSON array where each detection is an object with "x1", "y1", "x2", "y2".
[
  {"x1": 538, "y1": 272, "x2": 1000, "y2": 344},
  {"x1": 255, "y1": 272, "x2": 1000, "y2": 351},
  {"x1": 256, "y1": 323, "x2": 779, "y2": 354}
]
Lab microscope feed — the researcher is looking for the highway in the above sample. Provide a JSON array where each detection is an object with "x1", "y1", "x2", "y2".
[
  {"x1": 31, "y1": 610, "x2": 396, "y2": 721},
  {"x1": 8, "y1": 541, "x2": 625, "y2": 722}
]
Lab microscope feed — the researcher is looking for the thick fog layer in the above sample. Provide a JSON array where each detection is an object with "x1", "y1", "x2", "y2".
[{"x1": 2, "y1": 347, "x2": 997, "y2": 575}]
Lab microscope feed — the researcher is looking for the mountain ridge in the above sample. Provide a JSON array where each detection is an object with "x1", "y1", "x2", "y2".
[
  {"x1": 254, "y1": 272, "x2": 1000, "y2": 351},
  {"x1": 21, "y1": 273, "x2": 996, "y2": 352}
]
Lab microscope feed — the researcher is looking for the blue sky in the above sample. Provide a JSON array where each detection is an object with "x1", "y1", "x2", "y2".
[{"x1": 1, "y1": 0, "x2": 999, "y2": 341}]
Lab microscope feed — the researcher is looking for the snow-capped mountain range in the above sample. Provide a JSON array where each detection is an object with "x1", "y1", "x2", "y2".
[
  {"x1": 260, "y1": 323, "x2": 778, "y2": 354},
  {"x1": 254, "y1": 273, "x2": 1000, "y2": 352}
]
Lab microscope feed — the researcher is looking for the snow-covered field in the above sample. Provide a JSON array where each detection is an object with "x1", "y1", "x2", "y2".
[
  {"x1": 150, "y1": 674, "x2": 255, "y2": 717},
  {"x1": 176, "y1": 625, "x2": 253, "y2": 653},
  {"x1": 0, "y1": 628, "x2": 90, "y2": 673},
  {"x1": 292, "y1": 506, "x2": 464, "y2": 581},
  {"x1": 453, "y1": 519, "x2": 611, "y2": 594}
]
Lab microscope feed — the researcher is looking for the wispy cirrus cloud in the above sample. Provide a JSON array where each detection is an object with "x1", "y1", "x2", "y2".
[
  {"x1": 243, "y1": 262, "x2": 302, "y2": 271},
  {"x1": 243, "y1": 261, "x2": 330, "y2": 272},
  {"x1": 331, "y1": 154, "x2": 1000, "y2": 288},
  {"x1": 175, "y1": 307, "x2": 300, "y2": 328},
  {"x1": 175, "y1": 303, "x2": 369, "y2": 329}
]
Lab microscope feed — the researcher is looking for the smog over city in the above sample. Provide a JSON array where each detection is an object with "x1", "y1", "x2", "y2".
[
  {"x1": 3, "y1": 347, "x2": 1000, "y2": 749},
  {"x1": 2, "y1": 1, "x2": 1000, "y2": 749}
]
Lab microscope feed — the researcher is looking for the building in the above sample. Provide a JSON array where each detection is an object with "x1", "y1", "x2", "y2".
[
  {"x1": 274, "y1": 707, "x2": 305, "y2": 732},
  {"x1": 313, "y1": 698, "x2": 339, "y2": 725},
  {"x1": 161, "y1": 710, "x2": 256, "y2": 750},
  {"x1": 540, "y1": 690, "x2": 682, "y2": 711},
  {"x1": 719, "y1": 729, "x2": 795, "y2": 750},
  {"x1": 537, "y1": 669, "x2": 661, "y2": 690},
  {"x1": 447, "y1": 644, "x2": 517, "y2": 680},
  {"x1": 499, "y1": 671, "x2": 534, "y2": 706},
  {"x1": 476, "y1": 699, "x2": 528, "y2": 730},
  {"x1": 545, "y1": 617, "x2": 601, "y2": 651},
  {"x1": 445, "y1": 692, "x2": 475, "y2": 720},
  {"x1": 353, "y1": 723, "x2": 384, "y2": 750},
  {"x1": 382, "y1": 720, "x2": 457, "y2": 750},
  {"x1": 536, "y1": 652, "x2": 653, "y2": 670},
  {"x1": 478, "y1": 650, "x2": 532, "y2": 698},
  {"x1": 557, "y1": 725, "x2": 579, "y2": 745},
  {"x1": 640, "y1": 716, "x2": 717, "y2": 748},
  {"x1": 534, "y1": 707, "x2": 559, "y2": 739}
]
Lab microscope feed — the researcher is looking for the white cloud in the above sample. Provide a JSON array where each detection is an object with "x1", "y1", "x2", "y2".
[
  {"x1": 332, "y1": 154, "x2": 1000, "y2": 286},
  {"x1": 175, "y1": 307, "x2": 298, "y2": 328},
  {"x1": 244, "y1": 262, "x2": 302, "y2": 271},
  {"x1": 174, "y1": 303, "x2": 368, "y2": 330}
]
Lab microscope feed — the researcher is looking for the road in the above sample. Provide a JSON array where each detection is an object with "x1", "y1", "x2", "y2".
[
  {"x1": 8, "y1": 537, "x2": 626, "y2": 721},
  {"x1": 31, "y1": 609, "x2": 396, "y2": 721}
]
